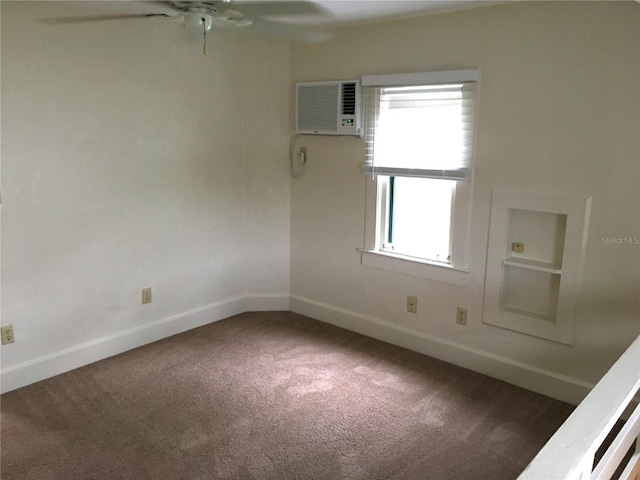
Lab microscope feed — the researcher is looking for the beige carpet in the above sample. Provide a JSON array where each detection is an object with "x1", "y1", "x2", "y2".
[{"x1": 0, "y1": 311, "x2": 573, "y2": 479}]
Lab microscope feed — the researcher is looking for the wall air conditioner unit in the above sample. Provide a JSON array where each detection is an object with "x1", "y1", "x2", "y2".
[{"x1": 296, "y1": 80, "x2": 362, "y2": 136}]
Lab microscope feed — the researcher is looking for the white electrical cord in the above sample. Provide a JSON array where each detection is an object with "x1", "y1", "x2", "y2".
[{"x1": 289, "y1": 134, "x2": 306, "y2": 178}]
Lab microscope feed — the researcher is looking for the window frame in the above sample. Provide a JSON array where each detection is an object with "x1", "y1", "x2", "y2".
[{"x1": 359, "y1": 69, "x2": 479, "y2": 286}]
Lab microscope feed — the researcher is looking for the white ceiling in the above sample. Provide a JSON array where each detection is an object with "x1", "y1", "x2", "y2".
[
  {"x1": 35, "y1": 1, "x2": 505, "y2": 41},
  {"x1": 67, "y1": 1, "x2": 503, "y2": 27},
  {"x1": 292, "y1": 1, "x2": 503, "y2": 26}
]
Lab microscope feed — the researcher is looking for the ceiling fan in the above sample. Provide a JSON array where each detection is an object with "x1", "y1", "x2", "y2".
[{"x1": 41, "y1": 1, "x2": 332, "y2": 54}]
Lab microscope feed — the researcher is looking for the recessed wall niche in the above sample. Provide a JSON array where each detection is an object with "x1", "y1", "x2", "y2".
[{"x1": 483, "y1": 191, "x2": 592, "y2": 345}]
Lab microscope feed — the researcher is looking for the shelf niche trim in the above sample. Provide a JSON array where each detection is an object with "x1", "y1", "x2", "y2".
[{"x1": 482, "y1": 189, "x2": 592, "y2": 345}]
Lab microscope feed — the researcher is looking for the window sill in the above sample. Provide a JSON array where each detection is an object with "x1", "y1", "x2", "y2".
[{"x1": 358, "y1": 249, "x2": 470, "y2": 287}]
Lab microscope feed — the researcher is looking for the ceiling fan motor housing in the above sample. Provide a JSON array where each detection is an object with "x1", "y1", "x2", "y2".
[{"x1": 185, "y1": 8, "x2": 214, "y2": 32}]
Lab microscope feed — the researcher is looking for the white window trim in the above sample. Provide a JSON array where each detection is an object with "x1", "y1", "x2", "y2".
[
  {"x1": 359, "y1": 69, "x2": 479, "y2": 287},
  {"x1": 361, "y1": 69, "x2": 480, "y2": 87},
  {"x1": 358, "y1": 249, "x2": 470, "y2": 287}
]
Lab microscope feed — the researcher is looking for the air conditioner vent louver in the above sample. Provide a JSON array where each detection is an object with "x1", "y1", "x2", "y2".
[
  {"x1": 296, "y1": 80, "x2": 362, "y2": 136},
  {"x1": 342, "y1": 83, "x2": 356, "y2": 115}
]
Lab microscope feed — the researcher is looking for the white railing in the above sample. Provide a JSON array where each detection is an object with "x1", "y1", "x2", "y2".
[{"x1": 519, "y1": 336, "x2": 640, "y2": 480}]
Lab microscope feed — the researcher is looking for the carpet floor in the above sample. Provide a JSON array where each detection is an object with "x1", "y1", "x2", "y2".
[{"x1": 0, "y1": 311, "x2": 573, "y2": 479}]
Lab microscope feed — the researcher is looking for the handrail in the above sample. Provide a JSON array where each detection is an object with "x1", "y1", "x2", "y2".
[
  {"x1": 592, "y1": 404, "x2": 640, "y2": 479},
  {"x1": 518, "y1": 336, "x2": 640, "y2": 480}
]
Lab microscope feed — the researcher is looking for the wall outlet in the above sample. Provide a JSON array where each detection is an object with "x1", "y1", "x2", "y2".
[
  {"x1": 407, "y1": 295, "x2": 418, "y2": 314},
  {"x1": 142, "y1": 287, "x2": 152, "y2": 305},
  {"x1": 456, "y1": 307, "x2": 467, "y2": 326},
  {"x1": 1, "y1": 325, "x2": 15, "y2": 345}
]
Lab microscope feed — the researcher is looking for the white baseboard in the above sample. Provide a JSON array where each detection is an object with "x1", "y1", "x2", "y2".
[
  {"x1": 0, "y1": 294, "x2": 289, "y2": 394},
  {"x1": 290, "y1": 295, "x2": 594, "y2": 406},
  {"x1": 2, "y1": 293, "x2": 593, "y2": 403},
  {"x1": 244, "y1": 294, "x2": 290, "y2": 312}
]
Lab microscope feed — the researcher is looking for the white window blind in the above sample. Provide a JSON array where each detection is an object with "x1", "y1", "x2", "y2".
[{"x1": 362, "y1": 70, "x2": 478, "y2": 180}]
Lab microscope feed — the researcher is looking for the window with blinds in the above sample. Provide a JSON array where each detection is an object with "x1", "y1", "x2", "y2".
[
  {"x1": 360, "y1": 70, "x2": 478, "y2": 267},
  {"x1": 362, "y1": 75, "x2": 477, "y2": 180}
]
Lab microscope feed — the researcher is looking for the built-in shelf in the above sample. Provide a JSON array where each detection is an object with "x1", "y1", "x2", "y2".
[
  {"x1": 482, "y1": 190, "x2": 592, "y2": 345},
  {"x1": 502, "y1": 306, "x2": 556, "y2": 323},
  {"x1": 502, "y1": 257, "x2": 562, "y2": 274},
  {"x1": 500, "y1": 265, "x2": 560, "y2": 322}
]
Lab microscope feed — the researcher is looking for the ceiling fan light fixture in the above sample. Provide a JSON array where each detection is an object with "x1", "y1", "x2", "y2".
[{"x1": 185, "y1": 9, "x2": 213, "y2": 32}]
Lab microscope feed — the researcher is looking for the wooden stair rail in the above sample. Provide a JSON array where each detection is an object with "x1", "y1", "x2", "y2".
[{"x1": 519, "y1": 336, "x2": 640, "y2": 480}]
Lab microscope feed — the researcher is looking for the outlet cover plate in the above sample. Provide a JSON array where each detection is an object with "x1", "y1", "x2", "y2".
[
  {"x1": 407, "y1": 295, "x2": 418, "y2": 314},
  {"x1": 1, "y1": 325, "x2": 15, "y2": 345},
  {"x1": 456, "y1": 307, "x2": 467, "y2": 326},
  {"x1": 142, "y1": 287, "x2": 152, "y2": 304}
]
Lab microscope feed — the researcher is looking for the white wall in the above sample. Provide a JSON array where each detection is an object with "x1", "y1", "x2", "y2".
[
  {"x1": 242, "y1": 40, "x2": 292, "y2": 304},
  {"x1": 0, "y1": 1, "x2": 290, "y2": 392},
  {"x1": 2, "y1": 1, "x2": 638, "y2": 403},
  {"x1": 289, "y1": 1, "x2": 640, "y2": 404}
]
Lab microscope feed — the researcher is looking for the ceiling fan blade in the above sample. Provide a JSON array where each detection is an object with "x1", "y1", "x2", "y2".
[
  {"x1": 144, "y1": 1, "x2": 185, "y2": 11},
  {"x1": 40, "y1": 13, "x2": 174, "y2": 25},
  {"x1": 210, "y1": 9, "x2": 253, "y2": 28}
]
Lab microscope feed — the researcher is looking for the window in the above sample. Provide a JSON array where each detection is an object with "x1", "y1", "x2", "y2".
[
  {"x1": 383, "y1": 176, "x2": 455, "y2": 263},
  {"x1": 360, "y1": 70, "x2": 478, "y2": 282}
]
